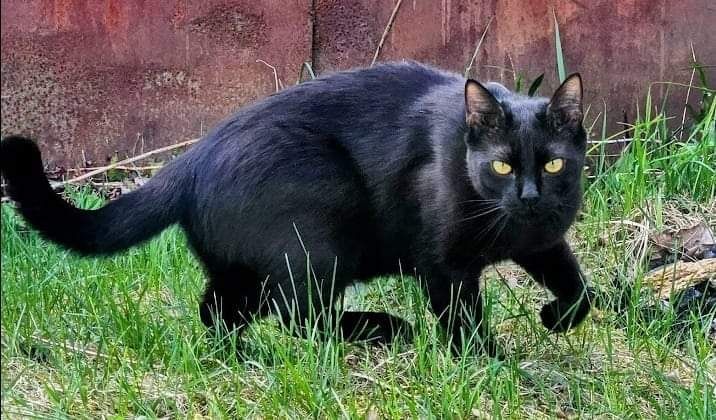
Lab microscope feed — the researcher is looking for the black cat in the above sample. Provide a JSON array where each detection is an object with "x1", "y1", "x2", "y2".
[{"x1": 0, "y1": 62, "x2": 592, "y2": 356}]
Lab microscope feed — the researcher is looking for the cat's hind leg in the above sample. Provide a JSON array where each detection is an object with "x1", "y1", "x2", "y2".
[
  {"x1": 265, "y1": 239, "x2": 413, "y2": 345},
  {"x1": 280, "y1": 302, "x2": 414, "y2": 345},
  {"x1": 336, "y1": 311, "x2": 413, "y2": 344},
  {"x1": 199, "y1": 264, "x2": 267, "y2": 334}
]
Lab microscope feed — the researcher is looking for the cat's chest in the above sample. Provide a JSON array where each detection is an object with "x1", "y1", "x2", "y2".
[{"x1": 437, "y1": 226, "x2": 513, "y2": 267}]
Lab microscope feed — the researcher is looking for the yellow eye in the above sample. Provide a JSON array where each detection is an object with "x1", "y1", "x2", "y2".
[
  {"x1": 491, "y1": 160, "x2": 512, "y2": 175},
  {"x1": 544, "y1": 158, "x2": 565, "y2": 174}
]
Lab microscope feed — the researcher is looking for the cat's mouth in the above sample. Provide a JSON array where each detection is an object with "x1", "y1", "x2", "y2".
[
  {"x1": 505, "y1": 204, "x2": 543, "y2": 220},
  {"x1": 505, "y1": 205, "x2": 564, "y2": 229}
]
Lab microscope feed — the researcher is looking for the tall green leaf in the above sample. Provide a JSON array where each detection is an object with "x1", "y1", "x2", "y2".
[
  {"x1": 528, "y1": 73, "x2": 544, "y2": 96},
  {"x1": 552, "y1": 9, "x2": 566, "y2": 83}
]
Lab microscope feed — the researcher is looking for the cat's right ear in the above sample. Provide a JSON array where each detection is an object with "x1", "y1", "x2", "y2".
[
  {"x1": 547, "y1": 73, "x2": 583, "y2": 131},
  {"x1": 465, "y1": 79, "x2": 504, "y2": 129}
]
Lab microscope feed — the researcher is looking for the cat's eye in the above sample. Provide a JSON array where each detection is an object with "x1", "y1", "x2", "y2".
[
  {"x1": 491, "y1": 160, "x2": 512, "y2": 175},
  {"x1": 544, "y1": 158, "x2": 565, "y2": 174}
]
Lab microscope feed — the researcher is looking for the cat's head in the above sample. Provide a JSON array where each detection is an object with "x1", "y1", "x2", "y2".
[{"x1": 463, "y1": 75, "x2": 586, "y2": 247}]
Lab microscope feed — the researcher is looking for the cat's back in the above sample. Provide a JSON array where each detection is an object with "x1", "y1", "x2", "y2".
[
  {"x1": 210, "y1": 61, "x2": 457, "y2": 142},
  {"x1": 290, "y1": 61, "x2": 458, "y2": 103},
  {"x1": 250, "y1": 61, "x2": 458, "y2": 135},
  {"x1": 192, "y1": 62, "x2": 460, "y2": 183}
]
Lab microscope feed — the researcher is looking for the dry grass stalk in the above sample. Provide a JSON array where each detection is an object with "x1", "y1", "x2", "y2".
[
  {"x1": 58, "y1": 138, "x2": 199, "y2": 186},
  {"x1": 371, "y1": 0, "x2": 404, "y2": 66}
]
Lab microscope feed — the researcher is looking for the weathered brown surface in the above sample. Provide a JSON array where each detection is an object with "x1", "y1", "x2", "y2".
[
  {"x1": 1, "y1": 0, "x2": 311, "y2": 168},
  {"x1": 2, "y1": 0, "x2": 714, "y2": 167}
]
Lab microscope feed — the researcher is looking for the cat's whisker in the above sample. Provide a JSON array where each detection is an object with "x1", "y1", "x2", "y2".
[
  {"x1": 458, "y1": 198, "x2": 501, "y2": 205},
  {"x1": 457, "y1": 205, "x2": 503, "y2": 224},
  {"x1": 486, "y1": 215, "x2": 511, "y2": 249},
  {"x1": 474, "y1": 221, "x2": 501, "y2": 243},
  {"x1": 472, "y1": 212, "x2": 508, "y2": 242},
  {"x1": 464, "y1": 204, "x2": 502, "y2": 214}
]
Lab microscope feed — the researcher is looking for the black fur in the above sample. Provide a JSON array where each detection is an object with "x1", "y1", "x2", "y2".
[{"x1": 0, "y1": 62, "x2": 592, "y2": 355}]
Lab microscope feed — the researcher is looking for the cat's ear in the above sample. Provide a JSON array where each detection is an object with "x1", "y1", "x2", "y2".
[
  {"x1": 547, "y1": 73, "x2": 583, "y2": 130},
  {"x1": 465, "y1": 79, "x2": 504, "y2": 128}
]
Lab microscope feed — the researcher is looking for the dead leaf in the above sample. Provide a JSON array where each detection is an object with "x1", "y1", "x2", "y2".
[{"x1": 649, "y1": 221, "x2": 715, "y2": 268}]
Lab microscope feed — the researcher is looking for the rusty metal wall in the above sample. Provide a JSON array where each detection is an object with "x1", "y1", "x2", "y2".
[
  {"x1": 2, "y1": 0, "x2": 714, "y2": 168},
  {"x1": 1, "y1": 0, "x2": 312, "y2": 168}
]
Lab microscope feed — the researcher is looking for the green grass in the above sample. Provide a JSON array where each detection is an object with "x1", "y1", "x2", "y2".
[{"x1": 1, "y1": 95, "x2": 714, "y2": 418}]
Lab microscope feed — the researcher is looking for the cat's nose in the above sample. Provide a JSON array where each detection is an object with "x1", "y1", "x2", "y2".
[{"x1": 520, "y1": 181, "x2": 540, "y2": 207}]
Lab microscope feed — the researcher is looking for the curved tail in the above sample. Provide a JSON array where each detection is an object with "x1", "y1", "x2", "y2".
[{"x1": 0, "y1": 136, "x2": 190, "y2": 255}]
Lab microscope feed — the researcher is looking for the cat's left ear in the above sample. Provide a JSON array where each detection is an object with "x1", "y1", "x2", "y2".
[{"x1": 547, "y1": 73, "x2": 583, "y2": 130}]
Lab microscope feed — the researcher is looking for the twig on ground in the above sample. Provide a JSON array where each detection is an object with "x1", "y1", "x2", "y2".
[
  {"x1": 88, "y1": 181, "x2": 133, "y2": 188},
  {"x1": 59, "y1": 138, "x2": 198, "y2": 186},
  {"x1": 67, "y1": 165, "x2": 164, "y2": 173},
  {"x1": 643, "y1": 259, "x2": 716, "y2": 299}
]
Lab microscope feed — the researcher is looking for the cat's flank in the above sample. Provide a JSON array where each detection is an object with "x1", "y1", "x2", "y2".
[{"x1": 0, "y1": 62, "x2": 592, "y2": 356}]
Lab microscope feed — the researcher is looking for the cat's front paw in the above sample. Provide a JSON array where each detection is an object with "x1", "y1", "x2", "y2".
[{"x1": 540, "y1": 288, "x2": 594, "y2": 332}]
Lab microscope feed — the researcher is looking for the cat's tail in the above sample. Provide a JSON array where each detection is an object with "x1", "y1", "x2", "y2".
[{"x1": 0, "y1": 136, "x2": 191, "y2": 255}]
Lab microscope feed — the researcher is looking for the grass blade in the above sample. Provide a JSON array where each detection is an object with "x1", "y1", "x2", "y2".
[
  {"x1": 552, "y1": 9, "x2": 566, "y2": 83},
  {"x1": 528, "y1": 73, "x2": 544, "y2": 97}
]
